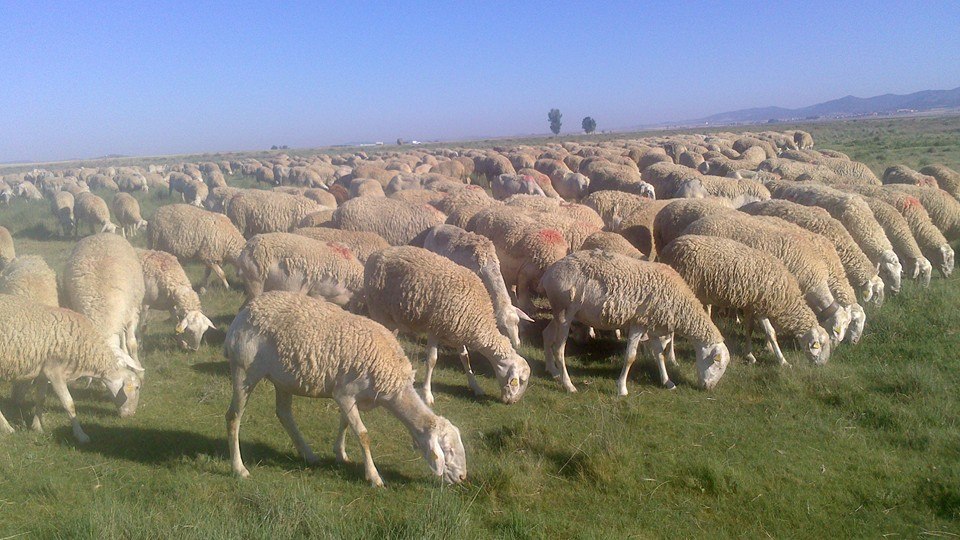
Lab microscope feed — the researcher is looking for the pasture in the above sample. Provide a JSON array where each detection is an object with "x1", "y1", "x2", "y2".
[{"x1": 1, "y1": 116, "x2": 959, "y2": 538}]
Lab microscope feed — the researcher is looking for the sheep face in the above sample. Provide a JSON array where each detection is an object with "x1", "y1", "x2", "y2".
[
  {"x1": 824, "y1": 306, "x2": 852, "y2": 344},
  {"x1": 917, "y1": 258, "x2": 932, "y2": 287},
  {"x1": 417, "y1": 417, "x2": 467, "y2": 485},
  {"x1": 501, "y1": 306, "x2": 534, "y2": 349},
  {"x1": 938, "y1": 245, "x2": 955, "y2": 278},
  {"x1": 878, "y1": 251, "x2": 902, "y2": 295},
  {"x1": 845, "y1": 304, "x2": 866, "y2": 345},
  {"x1": 803, "y1": 326, "x2": 832, "y2": 365},
  {"x1": 495, "y1": 354, "x2": 531, "y2": 404},
  {"x1": 176, "y1": 310, "x2": 216, "y2": 351},
  {"x1": 861, "y1": 276, "x2": 884, "y2": 305},
  {"x1": 105, "y1": 363, "x2": 143, "y2": 418},
  {"x1": 695, "y1": 342, "x2": 729, "y2": 391}
]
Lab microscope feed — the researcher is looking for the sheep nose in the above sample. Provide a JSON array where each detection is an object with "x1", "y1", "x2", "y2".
[{"x1": 459, "y1": 473, "x2": 467, "y2": 482}]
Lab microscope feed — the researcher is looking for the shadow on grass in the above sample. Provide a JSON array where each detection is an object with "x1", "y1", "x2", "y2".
[
  {"x1": 192, "y1": 361, "x2": 230, "y2": 376},
  {"x1": 16, "y1": 223, "x2": 54, "y2": 241},
  {"x1": 52, "y1": 424, "x2": 414, "y2": 483}
]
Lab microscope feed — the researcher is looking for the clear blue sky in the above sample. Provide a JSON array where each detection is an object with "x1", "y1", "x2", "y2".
[{"x1": 2, "y1": 1, "x2": 959, "y2": 162}]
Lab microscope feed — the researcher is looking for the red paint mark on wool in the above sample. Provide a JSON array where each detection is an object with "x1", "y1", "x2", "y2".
[
  {"x1": 539, "y1": 229, "x2": 564, "y2": 244},
  {"x1": 902, "y1": 197, "x2": 922, "y2": 210},
  {"x1": 326, "y1": 242, "x2": 353, "y2": 259}
]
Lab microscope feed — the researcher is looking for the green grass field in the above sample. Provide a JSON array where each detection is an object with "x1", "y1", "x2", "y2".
[{"x1": 1, "y1": 118, "x2": 960, "y2": 538}]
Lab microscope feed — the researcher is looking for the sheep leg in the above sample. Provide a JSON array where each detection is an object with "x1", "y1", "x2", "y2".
[
  {"x1": 616, "y1": 326, "x2": 646, "y2": 396},
  {"x1": 743, "y1": 312, "x2": 757, "y2": 364},
  {"x1": 543, "y1": 311, "x2": 576, "y2": 392},
  {"x1": 124, "y1": 319, "x2": 140, "y2": 365},
  {"x1": 47, "y1": 372, "x2": 89, "y2": 443},
  {"x1": 30, "y1": 379, "x2": 48, "y2": 432},
  {"x1": 649, "y1": 335, "x2": 676, "y2": 390},
  {"x1": 458, "y1": 346, "x2": 485, "y2": 396},
  {"x1": 226, "y1": 365, "x2": 255, "y2": 478},
  {"x1": 335, "y1": 395, "x2": 383, "y2": 487},
  {"x1": 667, "y1": 337, "x2": 678, "y2": 367},
  {"x1": 211, "y1": 263, "x2": 230, "y2": 290},
  {"x1": 422, "y1": 337, "x2": 439, "y2": 406},
  {"x1": 759, "y1": 318, "x2": 790, "y2": 367},
  {"x1": 0, "y1": 405, "x2": 13, "y2": 435},
  {"x1": 334, "y1": 414, "x2": 351, "y2": 463},
  {"x1": 274, "y1": 387, "x2": 319, "y2": 465}
]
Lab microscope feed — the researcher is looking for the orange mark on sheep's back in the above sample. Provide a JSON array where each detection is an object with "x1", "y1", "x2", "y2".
[
  {"x1": 326, "y1": 242, "x2": 353, "y2": 259},
  {"x1": 539, "y1": 228, "x2": 565, "y2": 244},
  {"x1": 902, "y1": 197, "x2": 922, "y2": 210}
]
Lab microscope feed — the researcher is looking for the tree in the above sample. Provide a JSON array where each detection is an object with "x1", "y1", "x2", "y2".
[
  {"x1": 548, "y1": 108, "x2": 562, "y2": 135},
  {"x1": 396, "y1": 138, "x2": 404, "y2": 146},
  {"x1": 582, "y1": 116, "x2": 597, "y2": 134}
]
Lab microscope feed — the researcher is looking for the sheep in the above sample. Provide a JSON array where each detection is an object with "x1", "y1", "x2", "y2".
[
  {"x1": 697, "y1": 175, "x2": 771, "y2": 207},
  {"x1": 818, "y1": 157, "x2": 879, "y2": 185},
  {"x1": 226, "y1": 190, "x2": 324, "y2": 237},
  {"x1": 660, "y1": 235, "x2": 831, "y2": 366},
  {"x1": 919, "y1": 164, "x2": 960, "y2": 200},
  {"x1": 110, "y1": 193, "x2": 148, "y2": 238},
  {"x1": 224, "y1": 291, "x2": 467, "y2": 484},
  {"x1": 740, "y1": 199, "x2": 885, "y2": 305},
  {"x1": 332, "y1": 197, "x2": 447, "y2": 246},
  {"x1": 683, "y1": 212, "x2": 852, "y2": 343},
  {"x1": 183, "y1": 179, "x2": 209, "y2": 207},
  {"x1": 167, "y1": 171, "x2": 194, "y2": 199},
  {"x1": 349, "y1": 178, "x2": 386, "y2": 198},
  {"x1": 466, "y1": 206, "x2": 569, "y2": 316},
  {"x1": 63, "y1": 233, "x2": 146, "y2": 369},
  {"x1": 14, "y1": 182, "x2": 42, "y2": 200},
  {"x1": 650, "y1": 198, "x2": 737, "y2": 256},
  {"x1": 579, "y1": 231, "x2": 646, "y2": 259},
  {"x1": 552, "y1": 172, "x2": 591, "y2": 200},
  {"x1": 137, "y1": 249, "x2": 215, "y2": 351},
  {"x1": 883, "y1": 184, "x2": 960, "y2": 241},
  {"x1": 0, "y1": 295, "x2": 143, "y2": 442},
  {"x1": 147, "y1": 204, "x2": 246, "y2": 290},
  {"x1": 431, "y1": 186, "x2": 495, "y2": 216},
  {"x1": 292, "y1": 227, "x2": 389, "y2": 264},
  {"x1": 641, "y1": 162, "x2": 708, "y2": 199},
  {"x1": 73, "y1": 192, "x2": 117, "y2": 235},
  {"x1": 51, "y1": 191, "x2": 75, "y2": 237},
  {"x1": 834, "y1": 184, "x2": 955, "y2": 277},
  {"x1": 858, "y1": 196, "x2": 932, "y2": 286},
  {"x1": 614, "y1": 199, "x2": 673, "y2": 258},
  {"x1": 581, "y1": 161, "x2": 656, "y2": 197},
  {"x1": 492, "y1": 174, "x2": 546, "y2": 200},
  {"x1": 204, "y1": 186, "x2": 243, "y2": 213},
  {"x1": 582, "y1": 190, "x2": 653, "y2": 230},
  {"x1": 883, "y1": 165, "x2": 939, "y2": 189},
  {"x1": 0, "y1": 255, "x2": 59, "y2": 308},
  {"x1": 540, "y1": 250, "x2": 730, "y2": 394},
  {"x1": 765, "y1": 181, "x2": 903, "y2": 295},
  {"x1": 236, "y1": 233, "x2": 364, "y2": 309},
  {"x1": 423, "y1": 225, "x2": 533, "y2": 348},
  {"x1": 364, "y1": 246, "x2": 531, "y2": 405}
]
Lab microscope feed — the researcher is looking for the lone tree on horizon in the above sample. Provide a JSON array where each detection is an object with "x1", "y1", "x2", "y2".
[
  {"x1": 548, "y1": 108, "x2": 562, "y2": 135},
  {"x1": 582, "y1": 116, "x2": 597, "y2": 134}
]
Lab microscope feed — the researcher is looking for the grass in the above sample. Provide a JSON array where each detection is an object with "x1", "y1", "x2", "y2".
[{"x1": 1, "y1": 118, "x2": 960, "y2": 538}]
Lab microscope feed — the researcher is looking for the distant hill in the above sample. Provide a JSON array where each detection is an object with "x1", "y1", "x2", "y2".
[{"x1": 695, "y1": 86, "x2": 960, "y2": 125}]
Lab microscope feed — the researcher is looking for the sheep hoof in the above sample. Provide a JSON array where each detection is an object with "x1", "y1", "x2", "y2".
[
  {"x1": 664, "y1": 381, "x2": 676, "y2": 390},
  {"x1": 617, "y1": 387, "x2": 629, "y2": 397},
  {"x1": 563, "y1": 382, "x2": 578, "y2": 393},
  {"x1": 745, "y1": 353, "x2": 758, "y2": 364},
  {"x1": 234, "y1": 467, "x2": 251, "y2": 479},
  {"x1": 369, "y1": 476, "x2": 385, "y2": 488},
  {"x1": 303, "y1": 453, "x2": 320, "y2": 466},
  {"x1": 75, "y1": 432, "x2": 91, "y2": 445}
]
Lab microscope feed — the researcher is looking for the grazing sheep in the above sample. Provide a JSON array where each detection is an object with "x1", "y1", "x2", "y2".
[
  {"x1": 431, "y1": 186, "x2": 495, "y2": 216},
  {"x1": 883, "y1": 184, "x2": 960, "y2": 241},
  {"x1": 919, "y1": 164, "x2": 960, "y2": 200},
  {"x1": 740, "y1": 200, "x2": 884, "y2": 305},
  {"x1": 492, "y1": 174, "x2": 546, "y2": 200},
  {"x1": 582, "y1": 190, "x2": 653, "y2": 230},
  {"x1": 697, "y1": 175, "x2": 771, "y2": 207},
  {"x1": 540, "y1": 250, "x2": 729, "y2": 394},
  {"x1": 579, "y1": 231, "x2": 646, "y2": 259},
  {"x1": 110, "y1": 193, "x2": 148, "y2": 238},
  {"x1": 614, "y1": 199, "x2": 673, "y2": 258},
  {"x1": 0, "y1": 295, "x2": 143, "y2": 442},
  {"x1": 466, "y1": 206, "x2": 569, "y2": 316},
  {"x1": 423, "y1": 225, "x2": 533, "y2": 348},
  {"x1": 297, "y1": 208, "x2": 335, "y2": 228},
  {"x1": 183, "y1": 179, "x2": 209, "y2": 207},
  {"x1": 582, "y1": 161, "x2": 656, "y2": 197},
  {"x1": 147, "y1": 204, "x2": 246, "y2": 290},
  {"x1": 641, "y1": 162, "x2": 707, "y2": 199},
  {"x1": 226, "y1": 190, "x2": 324, "y2": 237},
  {"x1": 236, "y1": 233, "x2": 364, "y2": 309},
  {"x1": 51, "y1": 191, "x2": 75, "y2": 237},
  {"x1": 883, "y1": 165, "x2": 939, "y2": 189},
  {"x1": 332, "y1": 197, "x2": 446, "y2": 246},
  {"x1": 661, "y1": 235, "x2": 831, "y2": 366},
  {"x1": 765, "y1": 181, "x2": 903, "y2": 295},
  {"x1": 0, "y1": 255, "x2": 59, "y2": 308},
  {"x1": 683, "y1": 212, "x2": 852, "y2": 343},
  {"x1": 137, "y1": 249, "x2": 215, "y2": 351},
  {"x1": 364, "y1": 246, "x2": 531, "y2": 405},
  {"x1": 224, "y1": 291, "x2": 467, "y2": 485},
  {"x1": 293, "y1": 227, "x2": 389, "y2": 263},
  {"x1": 651, "y1": 198, "x2": 736, "y2": 255},
  {"x1": 116, "y1": 173, "x2": 149, "y2": 193},
  {"x1": 14, "y1": 182, "x2": 42, "y2": 200},
  {"x1": 63, "y1": 234, "x2": 146, "y2": 369},
  {"x1": 74, "y1": 192, "x2": 117, "y2": 235},
  {"x1": 859, "y1": 196, "x2": 932, "y2": 286}
]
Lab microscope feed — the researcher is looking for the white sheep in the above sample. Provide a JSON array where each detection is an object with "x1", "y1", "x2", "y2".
[
  {"x1": 0, "y1": 255, "x2": 59, "y2": 308},
  {"x1": 63, "y1": 233, "x2": 146, "y2": 368},
  {"x1": 540, "y1": 250, "x2": 730, "y2": 394},
  {"x1": 364, "y1": 246, "x2": 531, "y2": 405},
  {"x1": 0, "y1": 295, "x2": 143, "y2": 442},
  {"x1": 0, "y1": 226, "x2": 14, "y2": 271},
  {"x1": 661, "y1": 235, "x2": 831, "y2": 366},
  {"x1": 884, "y1": 184, "x2": 960, "y2": 241},
  {"x1": 50, "y1": 191, "x2": 75, "y2": 237},
  {"x1": 110, "y1": 193, "x2": 148, "y2": 238},
  {"x1": 226, "y1": 190, "x2": 324, "y2": 237},
  {"x1": 225, "y1": 291, "x2": 467, "y2": 485},
  {"x1": 292, "y1": 226, "x2": 389, "y2": 263},
  {"x1": 423, "y1": 224, "x2": 534, "y2": 348},
  {"x1": 236, "y1": 232, "x2": 364, "y2": 309},
  {"x1": 859, "y1": 196, "x2": 932, "y2": 286},
  {"x1": 137, "y1": 249, "x2": 216, "y2": 351},
  {"x1": 74, "y1": 192, "x2": 117, "y2": 235},
  {"x1": 147, "y1": 204, "x2": 246, "y2": 290}
]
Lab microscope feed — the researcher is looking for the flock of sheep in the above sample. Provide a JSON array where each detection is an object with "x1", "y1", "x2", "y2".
[{"x1": 0, "y1": 128, "x2": 958, "y2": 487}]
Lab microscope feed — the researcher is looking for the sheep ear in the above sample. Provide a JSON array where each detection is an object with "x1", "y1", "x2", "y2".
[
  {"x1": 515, "y1": 307, "x2": 534, "y2": 323},
  {"x1": 203, "y1": 314, "x2": 216, "y2": 330},
  {"x1": 175, "y1": 319, "x2": 187, "y2": 334},
  {"x1": 428, "y1": 433, "x2": 445, "y2": 476},
  {"x1": 122, "y1": 355, "x2": 145, "y2": 374}
]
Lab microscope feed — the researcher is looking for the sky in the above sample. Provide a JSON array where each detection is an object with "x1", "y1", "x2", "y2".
[{"x1": 2, "y1": 1, "x2": 959, "y2": 162}]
